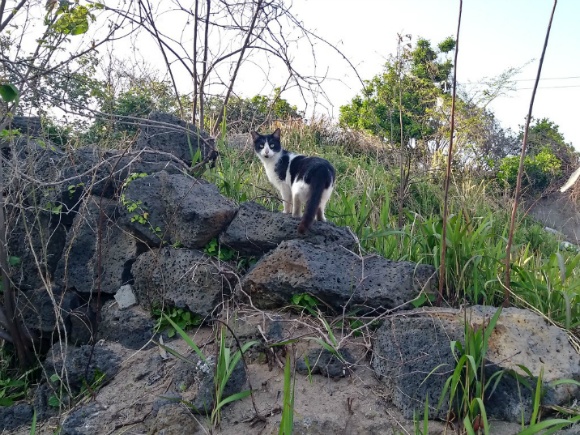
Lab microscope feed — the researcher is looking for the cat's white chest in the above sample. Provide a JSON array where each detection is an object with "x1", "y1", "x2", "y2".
[{"x1": 263, "y1": 159, "x2": 283, "y2": 186}]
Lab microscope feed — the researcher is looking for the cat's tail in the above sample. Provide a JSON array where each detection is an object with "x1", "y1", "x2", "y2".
[{"x1": 298, "y1": 169, "x2": 331, "y2": 234}]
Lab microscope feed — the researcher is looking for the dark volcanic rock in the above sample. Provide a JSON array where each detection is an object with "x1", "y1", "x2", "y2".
[
  {"x1": 131, "y1": 247, "x2": 236, "y2": 319},
  {"x1": 220, "y1": 201, "x2": 358, "y2": 256},
  {"x1": 16, "y1": 286, "x2": 79, "y2": 339},
  {"x1": 241, "y1": 239, "x2": 436, "y2": 313},
  {"x1": 54, "y1": 196, "x2": 138, "y2": 294},
  {"x1": 7, "y1": 208, "x2": 66, "y2": 291},
  {"x1": 97, "y1": 301, "x2": 156, "y2": 349},
  {"x1": 121, "y1": 171, "x2": 237, "y2": 249},
  {"x1": 372, "y1": 307, "x2": 580, "y2": 422},
  {"x1": 296, "y1": 347, "x2": 355, "y2": 378}
]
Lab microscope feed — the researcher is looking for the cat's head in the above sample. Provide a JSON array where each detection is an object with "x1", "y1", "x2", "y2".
[{"x1": 251, "y1": 128, "x2": 281, "y2": 160}]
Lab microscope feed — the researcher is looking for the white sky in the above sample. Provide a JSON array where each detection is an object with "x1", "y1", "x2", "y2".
[{"x1": 238, "y1": 0, "x2": 580, "y2": 149}]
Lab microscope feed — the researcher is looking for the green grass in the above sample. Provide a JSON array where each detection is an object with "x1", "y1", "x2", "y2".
[{"x1": 205, "y1": 122, "x2": 579, "y2": 333}]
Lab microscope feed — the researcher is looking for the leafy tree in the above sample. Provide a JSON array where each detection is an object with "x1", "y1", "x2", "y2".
[
  {"x1": 205, "y1": 90, "x2": 301, "y2": 134},
  {"x1": 339, "y1": 36, "x2": 454, "y2": 146},
  {"x1": 521, "y1": 118, "x2": 578, "y2": 171},
  {"x1": 498, "y1": 148, "x2": 563, "y2": 192},
  {"x1": 83, "y1": 62, "x2": 184, "y2": 143}
]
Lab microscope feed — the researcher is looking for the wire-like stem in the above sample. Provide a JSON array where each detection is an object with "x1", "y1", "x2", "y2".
[
  {"x1": 437, "y1": 0, "x2": 463, "y2": 305},
  {"x1": 504, "y1": 0, "x2": 558, "y2": 306}
]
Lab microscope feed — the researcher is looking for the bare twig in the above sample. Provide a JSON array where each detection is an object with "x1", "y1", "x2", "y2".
[
  {"x1": 437, "y1": 0, "x2": 462, "y2": 305},
  {"x1": 504, "y1": 0, "x2": 558, "y2": 305}
]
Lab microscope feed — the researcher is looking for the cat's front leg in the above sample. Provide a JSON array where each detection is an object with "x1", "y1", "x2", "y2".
[{"x1": 280, "y1": 186, "x2": 293, "y2": 213}]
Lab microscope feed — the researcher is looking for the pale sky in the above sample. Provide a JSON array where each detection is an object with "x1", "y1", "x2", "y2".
[{"x1": 242, "y1": 0, "x2": 580, "y2": 150}]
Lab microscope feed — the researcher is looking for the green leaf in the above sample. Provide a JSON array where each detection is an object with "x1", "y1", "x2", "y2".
[
  {"x1": 214, "y1": 389, "x2": 251, "y2": 411},
  {"x1": 48, "y1": 395, "x2": 60, "y2": 407},
  {"x1": 0, "y1": 84, "x2": 19, "y2": 103},
  {"x1": 162, "y1": 313, "x2": 206, "y2": 362}
]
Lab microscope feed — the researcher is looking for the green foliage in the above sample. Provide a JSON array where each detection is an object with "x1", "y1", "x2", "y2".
[
  {"x1": 290, "y1": 293, "x2": 319, "y2": 313},
  {"x1": 436, "y1": 308, "x2": 503, "y2": 434},
  {"x1": 204, "y1": 238, "x2": 236, "y2": 262},
  {"x1": 48, "y1": 368, "x2": 105, "y2": 408},
  {"x1": 0, "y1": 83, "x2": 19, "y2": 103},
  {"x1": 517, "y1": 370, "x2": 580, "y2": 434},
  {"x1": 498, "y1": 148, "x2": 563, "y2": 192},
  {"x1": 51, "y1": 2, "x2": 97, "y2": 36},
  {"x1": 159, "y1": 315, "x2": 257, "y2": 428},
  {"x1": 153, "y1": 306, "x2": 202, "y2": 338},
  {"x1": 209, "y1": 121, "x2": 577, "y2": 331},
  {"x1": 211, "y1": 328, "x2": 257, "y2": 426},
  {"x1": 511, "y1": 252, "x2": 580, "y2": 329},
  {"x1": 0, "y1": 375, "x2": 28, "y2": 406},
  {"x1": 203, "y1": 238, "x2": 256, "y2": 272},
  {"x1": 86, "y1": 79, "x2": 179, "y2": 143},
  {"x1": 120, "y1": 173, "x2": 163, "y2": 237},
  {"x1": 279, "y1": 353, "x2": 295, "y2": 435},
  {"x1": 524, "y1": 118, "x2": 578, "y2": 168},
  {"x1": 339, "y1": 36, "x2": 454, "y2": 144},
  {"x1": 205, "y1": 89, "x2": 301, "y2": 133}
]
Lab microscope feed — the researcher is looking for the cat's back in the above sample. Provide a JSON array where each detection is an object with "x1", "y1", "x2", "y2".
[{"x1": 289, "y1": 155, "x2": 335, "y2": 184}]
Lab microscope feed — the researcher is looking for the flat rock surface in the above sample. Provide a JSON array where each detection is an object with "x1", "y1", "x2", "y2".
[
  {"x1": 220, "y1": 201, "x2": 358, "y2": 256},
  {"x1": 241, "y1": 239, "x2": 436, "y2": 313}
]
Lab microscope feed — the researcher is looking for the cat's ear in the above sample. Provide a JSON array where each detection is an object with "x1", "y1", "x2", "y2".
[
  {"x1": 250, "y1": 131, "x2": 259, "y2": 141},
  {"x1": 272, "y1": 128, "x2": 281, "y2": 139}
]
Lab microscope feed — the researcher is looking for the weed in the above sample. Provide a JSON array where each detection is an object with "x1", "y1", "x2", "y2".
[
  {"x1": 279, "y1": 353, "x2": 295, "y2": 435},
  {"x1": 0, "y1": 349, "x2": 31, "y2": 406},
  {"x1": 291, "y1": 293, "x2": 319, "y2": 313},
  {"x1": 0, "y1": 375, "x2": 28, "y2": 406},
  {"x1": 152, "y1": 306, "x2": 202, "y2": 338},
  {"x1": 204, "y1": 238, "x2": 236, "y2": 262},
  {"x1": 120, "y1": 172, "x2": 164, "y2": 239},
  {"x1": 436, "y1": 307, "x2": 503, "y2": 434},
  {"x1": 512, "y1": 251, "x2": 580, "y2": 329},
  {"x1": 159, "y1": 314, "x2": 258, "y2": 428},
  {"x1": 211, "y1": 327, "x2": 257, "y2": 426},
  {"x1": 204, "y1": 238, "x2": 256, "y2": 272},
  {"x1": 517, "y1": 370, "x2": 580, "y2": 434},
  {"x1": 48, "y1": 368, "x2": 105, "y2": 408}
]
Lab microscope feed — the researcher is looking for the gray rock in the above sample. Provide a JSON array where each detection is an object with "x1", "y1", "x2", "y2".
[
  {"x1": 6, "y1": 116, "x2": 44, "y2": 137},
  {"x1": 60, "y1": 146, "x2": 189, "y2": 201},
  {"x1": 54, "y1": 195, "x2": 138, "y2": 294},
  {"x1": 68, "y1": 305, "x2": 97, "y2": 346},
  {"x1": 149, "y1": 402, "x2": 203, "y2": 434},
  {"x1": 61, "y1": 402, "x2": 109, "y2": 434},
  {"x1": 131, "y1": 247, "x2": 236, "y2": 319},
  {"x1": 135, "y1": 111, "x2": 217, "y2": 166},
  {"x1": 121, "y1": 171, "x2": 237, "y2": 249},
  {"x1": 16, "y1": 285, "x2": 79, "y2": 339},
  {"x1": 372, "y1": 306, "x2": 580, "y2": 423},
  {"x1": 115, "y1": 284, "x2": 138, "y2": 309},
  {"x1": 171, "y1": 354, "x2": 247, "y2": 415},
  {"x1": 296, "y1": 348, "x2": 355, "y2": 378},
  {"x1": 241, "y1": 239, "x2": 436, "y2": 313},
  {"x1": 0, "y1": 403, "x2": 35, "y2": 432},
  {"x1": 7, "y1": 207, "x2": 66, "y2": 290},
  {"x1": 97, "y1": 301, "x2": 156, "y2": 349},
  {"x1": 372, "y1": 310, "x2": 465, "y2": 420},
  {"x1": 43, "y1": 342, "x2": 125, "y2": 395},
  {"x1": 220, "y1": 201, "x2": 358, "y2": 256}
]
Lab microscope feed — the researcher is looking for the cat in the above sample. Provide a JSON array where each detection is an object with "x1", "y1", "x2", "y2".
[{"x1": 251, "y1": 128, "x2": 335, "y2": 234}]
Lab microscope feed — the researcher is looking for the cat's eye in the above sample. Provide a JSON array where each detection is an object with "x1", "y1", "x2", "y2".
[{"x1": 259, "y1": 144, "x2": 264, "y2": 148}]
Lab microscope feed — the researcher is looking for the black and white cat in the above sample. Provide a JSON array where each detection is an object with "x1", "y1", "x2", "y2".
[{"x1": 251, "y1": 128, "x2": 335, "y2": 234}]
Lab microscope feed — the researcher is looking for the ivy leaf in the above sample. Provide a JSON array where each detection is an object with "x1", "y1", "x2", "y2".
[{"x1": 0, "y1": 84, "x2": 19, "y2": 103}]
